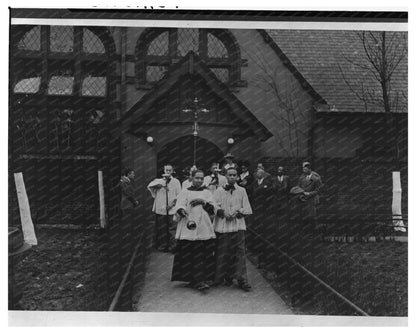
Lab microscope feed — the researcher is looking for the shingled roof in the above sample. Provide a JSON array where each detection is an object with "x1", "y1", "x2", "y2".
[{"x1": 266, "y1": 29, "x2": 408, "y2": 113}]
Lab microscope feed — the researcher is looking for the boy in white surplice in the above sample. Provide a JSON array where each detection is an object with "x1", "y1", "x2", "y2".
[{"x1": 213, "y1": 167, "x2": 253, "y2": 291}]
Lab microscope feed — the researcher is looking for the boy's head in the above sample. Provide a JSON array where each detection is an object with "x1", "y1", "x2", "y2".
[{"x1": 226, "y1": 167, "x2": 238, "y2": 184}]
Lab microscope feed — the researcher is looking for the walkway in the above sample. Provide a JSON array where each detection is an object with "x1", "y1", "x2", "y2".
[{"x1": 135, "y1": 251, "x2": 293, "y2": 315}]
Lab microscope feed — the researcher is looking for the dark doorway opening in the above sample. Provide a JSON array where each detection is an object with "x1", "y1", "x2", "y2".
[{"x1": 157, "y1": 135, "x2": 223, "y2": 181}]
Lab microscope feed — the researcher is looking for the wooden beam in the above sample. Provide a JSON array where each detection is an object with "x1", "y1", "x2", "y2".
[
  {"x1": 14, "y1": 172, "x2": 37, "y2": 246},
  {"x1": 98, "y1": 170, "x2": 107, "y2": 228}
]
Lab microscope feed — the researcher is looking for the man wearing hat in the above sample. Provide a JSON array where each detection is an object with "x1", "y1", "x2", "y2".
[
  {"x1": 222, "y1": 153, "x2": 238, "y2": 174},
  {"x1": 290, "y1": 161, "x2": 323, "y2": 263}
]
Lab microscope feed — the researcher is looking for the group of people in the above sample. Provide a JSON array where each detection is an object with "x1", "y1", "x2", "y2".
[
  {"x1": 120, "y1": 152, "x2": 323, "y2": 292},
  {"x1": 147, "y1": 162, "x2": 252, "y2": 292}
]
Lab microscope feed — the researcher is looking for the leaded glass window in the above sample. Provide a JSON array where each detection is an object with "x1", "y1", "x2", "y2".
[
  {"x1": 83, "y1": 28, "x2": 105, "y2": 54},
  {"x1": 17, "y1": 26, "x2": 41, "y2": 51},
  {"x1": 11, "y1": 25, "x2": 114, "y2": 155},
  {"x1": 147, "y1": 31, "x2": 169, "y2": 56},
  {"x1": 137, "y1": 28, "x2": 241, "y2": 85},
  {"x1": 50, "y1": 26, "x2": 74, "y2": 53},
  {"x1": 13, "y1": 26, "x2": 109, "y2": 97}
]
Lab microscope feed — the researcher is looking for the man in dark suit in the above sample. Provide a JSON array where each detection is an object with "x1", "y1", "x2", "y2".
[
  {"x1": 251, "y1": 166, "x2": 275, "y2": 269},
  {"x1": 273, "y1": 166, "x2": 289, "y2": 199},
  {"x1": 273, "y1": 166, "x2": 290, "y2": 254},
  {"x1": 290, "y1": 161, "x2": 323, "y2": 263},
  {"x1": 237, "y1": 161, "x2": 254, "y2": 199}
]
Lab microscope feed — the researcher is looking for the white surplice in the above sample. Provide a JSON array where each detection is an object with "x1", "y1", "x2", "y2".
[
  {"x1": 213, "y1": 184, "x2": 253, "y2": 233},
  {"x1": 173, "y1": 188, "x2": 217, "y2": 241}
]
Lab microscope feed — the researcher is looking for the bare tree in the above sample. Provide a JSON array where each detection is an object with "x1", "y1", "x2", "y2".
[
  {"x1": 241, "y1": 45, "x2": 310, "y2": 158},
  {"x1": 338, "y1": 31, "x2": 407, "y2": 159}
]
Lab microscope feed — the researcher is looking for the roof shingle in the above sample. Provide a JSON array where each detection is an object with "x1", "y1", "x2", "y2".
[{"x1": 266, "y1": 30, "x2": 408, "y2": 113}]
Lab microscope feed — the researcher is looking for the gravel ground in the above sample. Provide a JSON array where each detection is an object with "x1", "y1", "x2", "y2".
[{"x1": 13, "y1": 226, "x2": 110, "y2": 311}]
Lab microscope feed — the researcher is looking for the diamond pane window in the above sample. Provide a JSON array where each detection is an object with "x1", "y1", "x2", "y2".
[
  {"x1": 50, "y1": 26, "x2": 74, "y2": 53},
  {"x1": 147, "y1": 31, "x2": 169, "y2": 56},
  {"x1": 82, "y1": 76, "x2": 107, "y2": 96},
  {"x1": 17, "y1": 26, "x2": 41, "y2": 51},
  {"x1": 48, "y1": 76, "x2": 74, "y2": 95},
  {"x1": 138, "y1": 28, "x2": 240, "y2": 85},
  {"x1": 83, "y1": 28, "x2": 105, "y2": 54},
  {"x1": 146, "y1": 66, "x2": 167, "y2": 82},
  {"x1": 211, "y1": 68, "x2": 229, "y2": 83},
  {"x1": 177, "y1": 28, "x2": 199, "y2": 56},
  {"x1": 207, "y1": 33, "x2": 228, "y2": 58},
  {"x1": 14, "y1": 77, "x2": 41, "y2": 93}
]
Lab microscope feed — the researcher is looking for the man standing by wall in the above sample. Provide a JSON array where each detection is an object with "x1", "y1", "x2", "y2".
[
  {"x1": 213, "y1": 167, "x2": 252, "y2": 291},
  {"x1": 147, "y1": 164, "x2": 181, "y2": 252}
]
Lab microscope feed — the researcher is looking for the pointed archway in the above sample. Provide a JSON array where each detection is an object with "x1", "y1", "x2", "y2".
[{"x1": 157, "y1": 135, "x2": 223, "y2": 179}]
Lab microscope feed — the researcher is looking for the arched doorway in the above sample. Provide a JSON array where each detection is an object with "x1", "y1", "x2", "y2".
[{"x1": 157, "y1": 135, "x2": 224, "y2": 180}]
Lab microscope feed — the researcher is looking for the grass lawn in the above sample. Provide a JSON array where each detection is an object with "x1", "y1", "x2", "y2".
[
  {"x1": 308, "y1": 241, "x2": 408, "y2": 316},
  {"x1": 13, "y1": 226, "x2": 110, "y2": 311},
  {"x1": 252, "y1": 240, "x2": 407, "y2": 316}
]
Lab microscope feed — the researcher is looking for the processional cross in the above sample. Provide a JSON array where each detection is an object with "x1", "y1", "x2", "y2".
[{"x1": 182, "y1": 97, "x2": 210, "y2": 168}]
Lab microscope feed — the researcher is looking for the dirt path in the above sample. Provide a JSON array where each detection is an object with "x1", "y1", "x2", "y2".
[{"x1": 135, "y1": 251, "x2": 293, "y2": 315}]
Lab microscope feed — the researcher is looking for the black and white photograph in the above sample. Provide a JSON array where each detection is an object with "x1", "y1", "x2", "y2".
[{"x1": 7, "y1": 4, "x2": 409, "y2": 326}]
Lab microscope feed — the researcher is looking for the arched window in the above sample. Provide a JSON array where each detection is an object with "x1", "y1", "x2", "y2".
[
  {"x1": 136, "y1": 28, "x2": 242, "y2": 87},
  {"x1": 13, "y1": 25, "x2": 110, "y2": 97},
  {"x1": 11, "y1": 25, "x2": 115, "y2": 155}
]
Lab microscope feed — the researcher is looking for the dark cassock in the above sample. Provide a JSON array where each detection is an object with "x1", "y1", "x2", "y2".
[
  {"x1": 171, "y1": 182, "x2": 217, "y2": 291},
  {"x1": 272, "y1": 172, "x2": 290, "y2": 252},
  {"x1": 251, "y1": 170, "x2": 275, "y2": 270},
  {"x1": 213, "y1": 183, "x2": 253, "y2": 291}
]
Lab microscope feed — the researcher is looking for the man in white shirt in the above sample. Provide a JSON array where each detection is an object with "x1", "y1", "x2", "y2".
[
  {"x1": 203, "y1": 163, "x2": 227, "y2": 193},
  {"x1": 213, "y1": 167, "x2": 253, "y2": 291},
  {"x1": 147, "y1": 164, "x2": 181, "y2": 252}
]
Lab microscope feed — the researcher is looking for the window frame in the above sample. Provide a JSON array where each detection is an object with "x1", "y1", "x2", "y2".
[
  {"x1": 135, "y1": 28, "x2": 242, "y2": 87},
  {"x1": 10, "y1": 25, "x2": 116, "y2": 156}
]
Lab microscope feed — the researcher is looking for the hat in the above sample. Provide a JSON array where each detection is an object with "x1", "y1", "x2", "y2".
[
  {"x1": 290, "y1": 186, "x2": 305, "y2": 195},
  {"x1": 224, "y1": 153, "x2": 234, "y2": 159},
  {"x1": 302, "y1": 161, "x2": 311, "y2": 168}
]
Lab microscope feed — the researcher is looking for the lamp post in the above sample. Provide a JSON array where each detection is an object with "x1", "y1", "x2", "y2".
[{"x1": 182, "y1": 97, "x2": 209, "y2": 167}]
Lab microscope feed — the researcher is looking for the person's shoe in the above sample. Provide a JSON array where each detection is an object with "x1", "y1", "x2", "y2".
[
  {"x1": 238, "y1": 280, "x2": 251, "y2": 292},
  {"x1": 195, "y1": 282, "x2": 210, "y2": 292}
]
